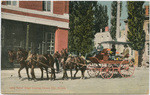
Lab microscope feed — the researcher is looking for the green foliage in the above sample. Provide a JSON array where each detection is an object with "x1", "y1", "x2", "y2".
[
  {"x1": 127, "y1": 1, "x2": 145, "y2": 51},
  {"x1": 69, "y1": 1, "x2": 95, "y2": 56},
  {"x1": 110, "y1": 1, "x2": 122, "y2": 40},
  {"x1": 94, "y1": 3, "x2": 109, "y2": 33}
]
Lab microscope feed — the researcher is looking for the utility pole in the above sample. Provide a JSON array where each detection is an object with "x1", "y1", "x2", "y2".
[
  {"x1": 116, "y1": 1, "x2": 120, "y2": 41},
  {"x1": 26, "y1": 23, "x2": 29, "y2": 51}
]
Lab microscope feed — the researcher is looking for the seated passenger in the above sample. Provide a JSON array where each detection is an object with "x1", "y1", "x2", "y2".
[
  {"x1": 110, "y1": 44, "x2": 116, "y2": 60},
  {"x1": 121, "y1": 44, "x2": 129, "y2": 58}
]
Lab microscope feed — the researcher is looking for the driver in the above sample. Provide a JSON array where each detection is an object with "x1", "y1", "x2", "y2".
[{"x1": 96, "y1": 43, "x2": 103, "y2": 55}]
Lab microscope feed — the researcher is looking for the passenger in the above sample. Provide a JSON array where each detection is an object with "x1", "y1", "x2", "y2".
[
  {"x1": 121, "y1": 44, "x2": 129, "y2": 59},
  {"x1": 110, "y1": 44, "x2": 116, "y2": 60}
]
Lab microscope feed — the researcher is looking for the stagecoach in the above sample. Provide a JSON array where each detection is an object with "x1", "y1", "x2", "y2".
[{"x1": 86, "y1": 41, "x2": 135, "y2": 79}]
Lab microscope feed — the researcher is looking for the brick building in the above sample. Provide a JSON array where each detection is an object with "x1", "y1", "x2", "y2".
[{"x1": 1, "y1": 1, "x2": 69, "y2": 67}]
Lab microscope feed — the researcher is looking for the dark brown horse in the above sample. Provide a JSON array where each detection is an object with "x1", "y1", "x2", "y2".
[
  {"x1": 53, "y1": 51, "x2": 61, "y2": 72},
  {"x1": 8, "y1": 50, "x2": 16, "y2": 63},
  {"x1": 16, "y1": 48, "x2": 30, "y2": 79},
  {"x1": 28, "y1": 53, "x2": 56, "y2": 81},
  {"x1": 8, "y1": 48, "x2": 30, "y2": 79}
]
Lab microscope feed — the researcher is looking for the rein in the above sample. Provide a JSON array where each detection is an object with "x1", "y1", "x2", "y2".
[{"x1": 32, "y1": 59, "x2": 54, "y2": 69}]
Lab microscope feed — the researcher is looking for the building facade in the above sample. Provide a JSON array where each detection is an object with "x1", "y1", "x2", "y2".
[
  {"x1": 1, "y1": 1, "x2": 69, "y2": 67},
  {"x1": 94, "y1": 27, "x2": 112, "y2": 49}
]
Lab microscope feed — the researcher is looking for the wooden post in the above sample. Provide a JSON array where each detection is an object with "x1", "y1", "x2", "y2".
[
  {"x1": 134, "y1": 50, "x2": 138, "y2": 67},
  {"x1": 116, "y1": 1, "x2": 120, "y2": 40},
  {"x1": 26, "y1": 23, "x2": 30, "y2": 51}
]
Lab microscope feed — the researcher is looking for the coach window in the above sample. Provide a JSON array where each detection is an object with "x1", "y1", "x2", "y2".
[
  {"x1": 43, "y1": 1, "x2": 53, "y2": 13},
  {"x1": 6, "y1": 1, "x2": 18, "y2": 6}
]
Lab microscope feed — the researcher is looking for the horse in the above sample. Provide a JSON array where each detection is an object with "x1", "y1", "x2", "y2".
[
  {"x1": 53, "y1": 51, "x2": 61, "y2": 72},
  {"x1": 27, "y1": 53, "x2": 56, "y2": 81},
  {"x1": 60, "y1": 49, "x2": 87, "y2": 80},
  {"x1": 8, "y1": 50, "x2": 16, "y2": 63},
  {"x1": 62, "y1": 56, "x2": 87, "y2": 80},
  {"x1": 16, "y1": 48, "x2": 30, "y2": 79}
]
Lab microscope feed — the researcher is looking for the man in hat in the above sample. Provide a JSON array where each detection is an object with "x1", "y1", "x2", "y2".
[{"x1": 96, "y1": 43, "x2": 103, "y2": 55}]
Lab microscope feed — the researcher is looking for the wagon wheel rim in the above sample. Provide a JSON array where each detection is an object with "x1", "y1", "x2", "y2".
[
  {"x1": 87, "y1": 63, "x2": 100, "y2": 77},
  {"x1": 100, "y1": 64, "x2": 114, "y2": 79},
  {"x1": 119, "y1": 60, "x2": 135, "y2": 78}
]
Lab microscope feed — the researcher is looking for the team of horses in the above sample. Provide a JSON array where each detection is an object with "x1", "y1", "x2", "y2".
[{"x1": 8, "y1": 48, "x2": 87, "y2": 81}]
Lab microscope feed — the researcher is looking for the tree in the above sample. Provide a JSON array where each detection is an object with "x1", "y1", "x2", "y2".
[
  {"x1": 110, "y1": 1, "x2": 122, "y2": 40},
  {"x1": 127, "y1": 1, "x2": 145, "y2": 66},
  {"x1": 69, "y1": 1, "x2": 95, "y2": 56},
  {"x1": 94, "y1": 4, "x2": 109, "y2": 33}
]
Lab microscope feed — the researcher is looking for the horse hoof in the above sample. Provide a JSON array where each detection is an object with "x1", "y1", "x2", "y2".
[
  {"x1": 34, "y1": 79, "x2": 37, "y2": 82},
  {"x1": 19, "y1": 77, "x2": 22, "y2": 79},
  {"x1": 28, "y1": 79, "x2": 31, "y2": 81},
  {"x1": 65, "y1": 78, "x2": 68, "y2": 80},
  {"x1": 46, "y1": 78, "x2": 49, "y2": 80}
]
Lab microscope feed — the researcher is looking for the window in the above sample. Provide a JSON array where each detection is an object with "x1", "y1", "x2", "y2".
[
  {"x1": 6, "y1": 1, "x2": 18, "y2": 6},
  {"x1": 147, "y1": 43, "x2": 149, "y2": 55},
  {"x1": 43, "y1": 1, "x2": 51, "y2": 12},
  {"x1": 47, "y1": 32, "x2": 55, "y2": 54}
]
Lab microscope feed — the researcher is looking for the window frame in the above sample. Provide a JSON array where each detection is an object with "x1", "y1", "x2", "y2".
[
  {"x1": 43, "y1": 1, "x2": 53, "y2": 13},
  {"x1": 6, "y1": 1, "x2": 19, "y2": 7}
]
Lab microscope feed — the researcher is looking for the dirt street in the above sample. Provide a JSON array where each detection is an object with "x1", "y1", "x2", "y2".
[{"x1": 1, "y1": 67, "x2": 149, "y2": 94}]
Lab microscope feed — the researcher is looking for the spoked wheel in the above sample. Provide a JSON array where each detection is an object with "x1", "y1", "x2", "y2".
[
  {"x1": 87, "y1": 63, "x2": 100, "y2": 78},
  {"x1": 100, "y1": 64, "x2": 114, "y2": 79},
  {"x1": 119, "y1": 60, "x2": 135, "y2": 78}
]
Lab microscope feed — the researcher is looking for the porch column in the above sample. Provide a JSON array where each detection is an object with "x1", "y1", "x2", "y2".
[{"x1": 26, "y1": 23, "x2": 30, "y2": 51}]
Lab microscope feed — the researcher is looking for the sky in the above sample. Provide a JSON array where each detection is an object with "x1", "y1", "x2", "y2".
[{"x1": 99, "y1": 1, "x2": 149, "y2": 30}]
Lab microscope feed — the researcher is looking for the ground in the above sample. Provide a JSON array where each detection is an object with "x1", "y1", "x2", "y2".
[{"x1": 1, "y1": 67, "x2": 149, "y2": 94}]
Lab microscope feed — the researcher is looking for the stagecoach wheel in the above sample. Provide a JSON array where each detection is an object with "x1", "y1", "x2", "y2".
[
  {"x1": 87, "y1": 63, "x2": 99, "y2": 77},
  {"x1": 119, "y1": 60, "x2": 135, "y2": 78},
  {"x1": 100, "y1": 64, "x2": 114, "y2": 79}
]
